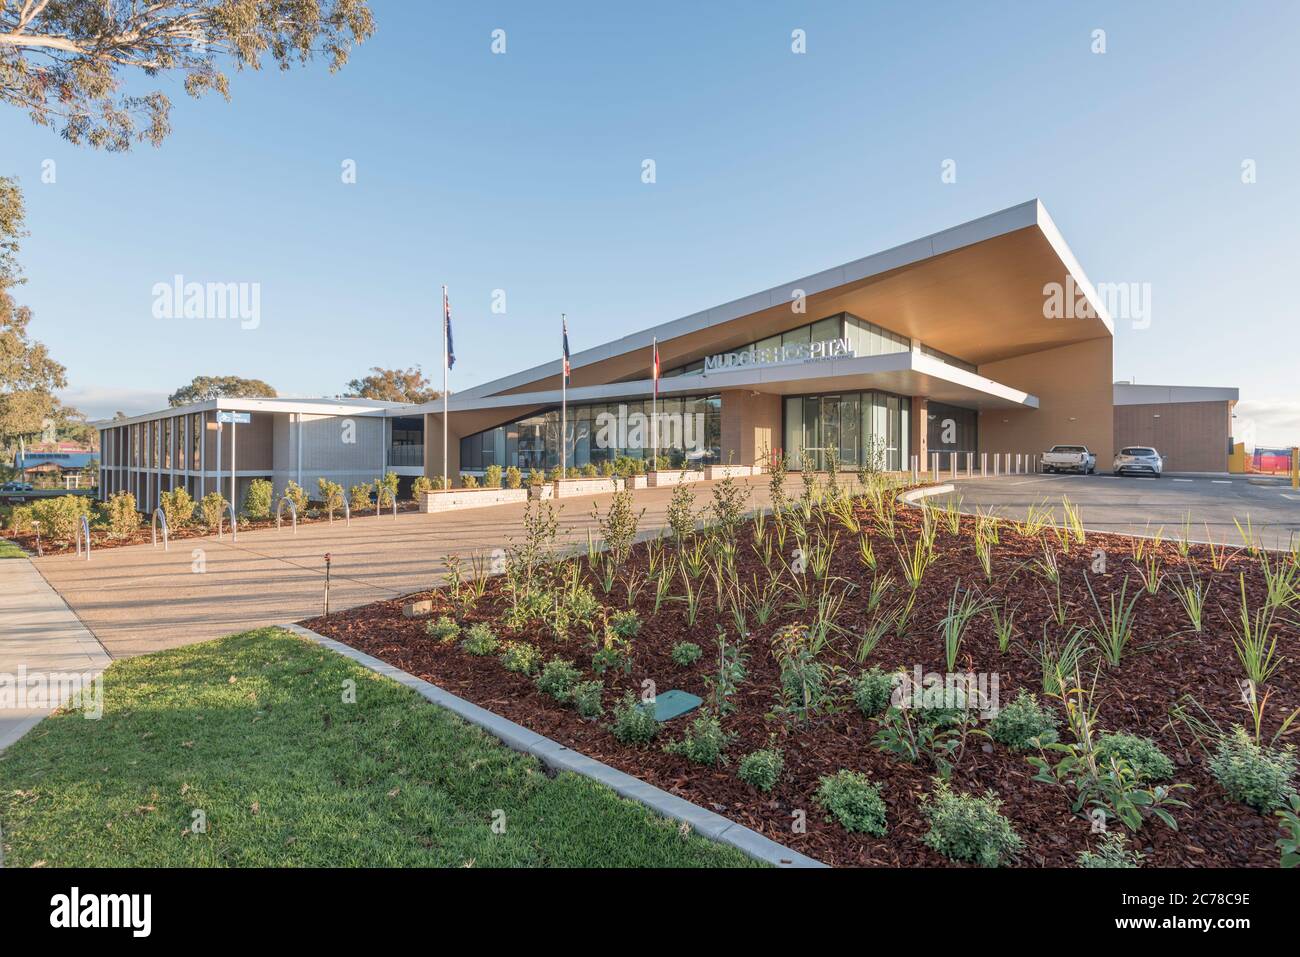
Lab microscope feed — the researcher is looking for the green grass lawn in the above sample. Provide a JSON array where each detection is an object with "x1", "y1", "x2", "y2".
[
  {"x1": 0, "y1": 538, "x2": 25, "y2": 559},
  {"x1": 0, "y1": 627, "x2": 758, "y2": 867}
]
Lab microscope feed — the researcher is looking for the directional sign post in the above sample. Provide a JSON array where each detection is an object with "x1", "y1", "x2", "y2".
[{"x1": 216, "y1": 412, "x2": 251, "y2": 508}]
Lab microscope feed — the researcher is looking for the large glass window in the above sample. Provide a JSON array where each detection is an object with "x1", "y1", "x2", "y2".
[
  {"x1": 459, "y1": 393, "x2": 723, "y2": 473},
  {"x1": 927, "y1": 400, "x2": 979, "y2": 470},
  {"x1": 782, "y1": 389, "x2": 915, "y2": 471}
]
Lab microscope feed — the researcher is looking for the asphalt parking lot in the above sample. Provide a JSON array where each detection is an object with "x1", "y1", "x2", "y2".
[{"x1": 935, "y1": 472, "x2": 1300, "y2": 549}]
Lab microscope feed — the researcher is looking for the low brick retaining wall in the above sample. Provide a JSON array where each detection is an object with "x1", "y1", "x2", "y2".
[
  {"x1": 418, "y1": 488, "x2": 529, "y2": 512},
  {"x1": 647, "y1": 470, "x2": 704, "y2": 487}
]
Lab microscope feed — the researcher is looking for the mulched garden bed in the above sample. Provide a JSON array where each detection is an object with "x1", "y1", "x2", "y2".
[
  {"x1": 302, "y1": 488, "x2": 1297, "y2": 867},
  {"x1": 3, "y1": 501, "x2": 420, "y2": 556}
]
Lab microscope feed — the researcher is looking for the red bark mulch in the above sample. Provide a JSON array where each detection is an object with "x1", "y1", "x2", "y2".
[{"x1": 301, "y1": 496, "x2": 1297, "y2": 868}]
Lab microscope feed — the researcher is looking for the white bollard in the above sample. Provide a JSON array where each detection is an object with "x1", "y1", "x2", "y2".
[
  {"x1": 911, "y1": 455, "x2": 918, "y2": 484},
  {"x1": 981, "y1": 452, "x2": 987, "y2": 477}
]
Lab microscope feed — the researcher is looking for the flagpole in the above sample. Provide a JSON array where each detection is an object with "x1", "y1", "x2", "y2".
[
  {"x1": 442, "y1": 284, "x2": 448, "y2": 493},
  {"x1": 560, "y1": 314, "x2": 567, "y2": 479},
  {"x1": 651, "y1": 337, "x2": 658, "y2": 470}
]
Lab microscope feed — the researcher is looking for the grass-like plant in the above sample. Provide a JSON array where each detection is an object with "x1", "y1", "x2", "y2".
[
  {"x1": 947, "y1": 584, "x2": 990, "y2": 671},
  {"x1": 895, "y1": 532, "x2": 935, "y2": 591},
  {"x1": 1230, "y1": 573, "x2": 1281, "y2": 687},
  {"x1": 1085, "y1": 573, "x2": 1141, "y2": 667},
  {"x1": 1171, "y1": 570, "x2": 1207, "y2": 632},
  {"x1": 990, "y1": 601, "x2": 1017, "y2": 653}
]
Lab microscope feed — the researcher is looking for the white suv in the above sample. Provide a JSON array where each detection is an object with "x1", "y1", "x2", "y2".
[{"x1": 1113, "y1": 446, "x2": 1163, "y2": 477}]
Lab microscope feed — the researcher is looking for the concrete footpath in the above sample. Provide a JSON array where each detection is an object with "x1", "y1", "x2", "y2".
[{"x1": 0, "y1": 557, "x2": 112, "y2": 751}]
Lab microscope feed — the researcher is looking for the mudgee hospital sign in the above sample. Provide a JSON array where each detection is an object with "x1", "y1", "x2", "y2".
[{"x1": 703, "y1": 336, "x2": 854, "y2": 372}]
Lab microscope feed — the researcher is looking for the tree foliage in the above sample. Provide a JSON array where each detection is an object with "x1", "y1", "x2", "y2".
[
  {"x1": 1, "y1": 175, "x2": 67, "y2": 444},
  {"x1": 1, "y1": 0, "x2": 375, "y2": 151},
  {"x1": 345, "y1": 366, "x2": 438, "y2": 404},
  {"x1": 168, "y1": 374, "x2": 276, "y2": 406}
]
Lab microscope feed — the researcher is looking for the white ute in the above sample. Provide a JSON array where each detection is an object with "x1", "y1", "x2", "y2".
[{"x1": 1041, "y1": 445, "x2": 1096, "y2": 474}]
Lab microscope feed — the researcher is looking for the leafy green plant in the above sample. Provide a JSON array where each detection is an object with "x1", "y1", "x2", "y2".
[
  {"x1": 31, "y1": 495, "x2": 90, "y2": 540},
  {"x1": 499, "y1": 640, "x2": 542, "y2": 675},
  {"x1": 1277, "y1": 793, "x2": 1300, "y2": 868},
  {"x1": 504, "y1": 465, "x2": 522, "y2": 489},
  {"x1": 198, "y1": 491, "x2": 227, "y2": 530},
  {"x1": 989, "y1": 689, "x2": 1058, "y2": 751},
  {"x1": 484, "y1": 464, "x2": 503, "y2": 489},
  {"x1": 671, "y1": 641, "x2": 702, "y2": 666},
  {"x1": 593, "y1": 490, "x2": 644, "y2": 563},
  {"x1": 705, "y1": 629, "x2": 748, "y2": 717},
  {"x1": 570, "y1": 680, "x2": 605, "y2": 719},
  {"x1": 1077, "y1": 832, "x2": 1143, "y2": 868},
  {"x1": 282, "y1": 480, "x2": 309, "y2": 518},
  {"x1": 663, "y1": 710, "x2": 729, "y2": 766},
  {"x1": 460, "y1": 473, "x2": 479, "y2": 489},
  {"x1": 1208, "y1": 726, "x2": 1297, "y2": 811},
  {"x1": 241, "y1": 478, "x2": 273, "y2": 520},
  {"x1": 609, "y1": 692, "x2": 658, "y2": 744},
  {"x1": 316, "y1": 478, "x2": 345, "y2": 518},
  {"x1": 852, "y1": 667, "x2": 897, "y2": 718},
  {"x1": 159, "y1": 486, "x2": 194, "y2": 529},
  {"x1": 536, "y1": 658, "x2": 582, "y2": 702},
  {"x1": 607, "y1": 609, "x2": 641, "y2": 640},
  {"x1": 737, "y1": 747, "x2": 784, "y2": 792},
  {"x1": 815, "y1": 770, "x2": 887, "y2": 835},
  {"x1": 102, "y1": 491, "x2": 139, "y2": 538},
  {"x1": 667, "y1": 479, "x2": 696, "y2": 541},
  {"x1": 874, "y1": 704, "x2": 984, "y2": 779},
  {"x1": 1095, "y1": 733, "x2": 1175, "y2": 782},
  {"x1": 460, "y1": 623, "x2": 498, "y2": 656},
  {"x1": 921, "y1": 779, "x2": 1023, "y2": 867},
  {"x1": 348, "y1": 483, "x2": 371, "y2": 514},
  {"x1": 425, "y1": 616, "x2": 460, "y2": 643}
]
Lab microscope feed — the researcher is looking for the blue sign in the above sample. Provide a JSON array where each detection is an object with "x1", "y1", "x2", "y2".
[{"x1": 217, "y1": 412, "x2": 251, "y2": 424}]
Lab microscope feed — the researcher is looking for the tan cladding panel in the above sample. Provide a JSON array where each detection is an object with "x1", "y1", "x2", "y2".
[
  {"x1": 1114, "y1": 400, "x2": 1233, "y2": 473},
  {"x1": 201, "y1": 411, "x2": 275, "y2": 471},
  {"x1": 977, "y1": 337, "x2": 1114, "y2": 463},
  {"x1": 719, "y1": 390, "x2": 781, "y2": 468}
]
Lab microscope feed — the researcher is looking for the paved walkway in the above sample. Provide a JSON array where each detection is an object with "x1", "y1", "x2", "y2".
[
  {"x1": 33, "y1": 476, "x2": 784, "y2": 659},
  {"x1": 0, "y1": 557, "x2": 111, "y2": 750}
]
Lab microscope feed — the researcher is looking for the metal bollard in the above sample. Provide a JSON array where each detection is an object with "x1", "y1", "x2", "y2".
[{"x1": 980, "y1": 452, "x2": 987, "y2": 478}]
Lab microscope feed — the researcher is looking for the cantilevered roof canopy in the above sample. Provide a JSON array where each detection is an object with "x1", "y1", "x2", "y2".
[{"x1": 441, "y1": 199, "x2": 1112, "y2": 409}]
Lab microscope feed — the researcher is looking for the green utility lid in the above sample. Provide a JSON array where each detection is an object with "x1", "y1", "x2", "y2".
[{"x1": 645, "y1": 690, "x2": 703, "y2": 722}]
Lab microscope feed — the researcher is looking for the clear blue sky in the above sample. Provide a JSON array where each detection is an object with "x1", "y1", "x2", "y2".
[{"x1": 3, "y1": 1, "x2": 1298, "y2": 443}]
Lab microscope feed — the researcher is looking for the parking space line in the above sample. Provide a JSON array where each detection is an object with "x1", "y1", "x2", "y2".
[
  {"x1": 1211, "y1": 480, "x2": 1231, "y2": 484},
  {"x1": 1172, "y1": 478, "x2": 1193, "y2": 482}
]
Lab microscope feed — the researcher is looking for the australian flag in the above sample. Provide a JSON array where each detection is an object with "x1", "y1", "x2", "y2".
[
  {"x1": 562, "y1": 316, "x2": 571, "y2": 386},
  {"x1": 443, "y1": 287, "x2": 455, "y2": 370}
]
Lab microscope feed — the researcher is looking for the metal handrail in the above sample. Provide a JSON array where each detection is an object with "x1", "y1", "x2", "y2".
[
  {"x1": 276, "y1": 497, "x2": 298, "y2": 533},
  {"x1": 75, "y1": 514, "x2": 91, "y2": 560},
  {"x1": 151, "y1": 507, "x2": 169, "y2": 551}
]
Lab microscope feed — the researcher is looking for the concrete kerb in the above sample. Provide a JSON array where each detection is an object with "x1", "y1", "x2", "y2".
[{"x1": 281, "y1": 623, "x2": 825, "y2": 868}]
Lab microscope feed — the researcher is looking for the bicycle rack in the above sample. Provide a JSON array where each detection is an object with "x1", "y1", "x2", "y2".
[
  {"x1": 74, "y1": 514, "x2": 92, "y2": 560},
  {"x1": 276, "y1": 497, "x2": 298, "y2": 534},
  {"x1": 341, "y1": 496, "x2": 350, "y2": 527},
  {"x1": 217, "y1": 500, "x2": 238, "y2": 542},
  {"x1": 151, "y1": 508, "x2": 169, "y2": 551}
]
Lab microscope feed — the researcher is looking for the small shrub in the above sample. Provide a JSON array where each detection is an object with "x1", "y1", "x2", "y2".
[
  {"x1": 590, "y1": 639, "x2": 631, "y2": 676},
  {"x1": 349, "y1": 483, "x2": 372, "y2": 513},
  {"x1": 816, "y1": 770, "x2": 887, "y2": 835},
  {"x1": 504, "y1": 466, "x2": 522, "y2": 489},
  {"x1": 499, "y1": 640, "x2": 542, "y2": 675},
  {"x1": 484, "y1": 464, "x2": 503, "y2": 488},
  {"x1": 377, "y1": 471, "x2": 399, "y2": 507},
  {"x1": 570, "y1": 680, "x2": 605, "y2": 719},
  {"x1": 198, "y1": 491, "x2": 227, "y2": 530},
  {"x1": 241, "y1": 478, "x2": 273, "y2": 520},
  {"x1": 527, "y1": 468, "x2": 544, "y2": 487},
  {"x1": 1096, "y1": 732, "x2": 1175, "y2": 782},
  {"x1": 989, "y1": 689, "x2": 1059, "y2": 751},
  {"x1": 738, "y1": 748, "x2": 784, "y2": 792},
  {"x1": 607, "y1": 609, "x2": 641, "y2": 640},
  {"x1": 31, "y1": 495, "x2": 91, "y2": 540},
  {"x1": 921, "y1": 780, "x2": 1023, "y2": 867},
  {"x1": 411, "y1": 475, "x2": 434, "y2": 498},
  {"x1": 102, "y1": 491, "x2": 139, "y2": 539},
  {"x1": 317, "y1": 478, "x2": 345, "y2": 516},
  {"x1": 460, "y1": 473, "x2": 479, "y2": 489},
  {"x1": 1209, "y1": 726, "x2": 1298, "y2": 811},
  {"x1": 159, "y1": 487, "x2": 194, "y2": 529},
  {"x1": 581, "y1": 463, "x2": 598, "y2": 478},
  {"x1": 1077, "y1": 832, "x2": 1143, "y2": 868},
  {"x1": 609, "y1": 692, "x2": 658, "y2": 743},
  {"x1": 460, "y1": 623, "x2": 498, "y2": 656},
  {"x1": 425, "y1": 616, "x2": 460, "y2": 643},
  {"x1": 664, "y1": 710, "x2": 728, "y2": 766},
  {"x1": 9, "y1": 504, "x2": 33, "y2": 534},
  {"x1": 536, "y1": 658, "x2": 582, "y2": 702},
  {"x1": 852, "y1": 667, "x2": 897, "y2": 718},
  {"x1": 671, "y1": 641, "x2": 702, "y2": 666},
  {"x1": 282, "y1": 480, "x2": 309, "y2": 518}
]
